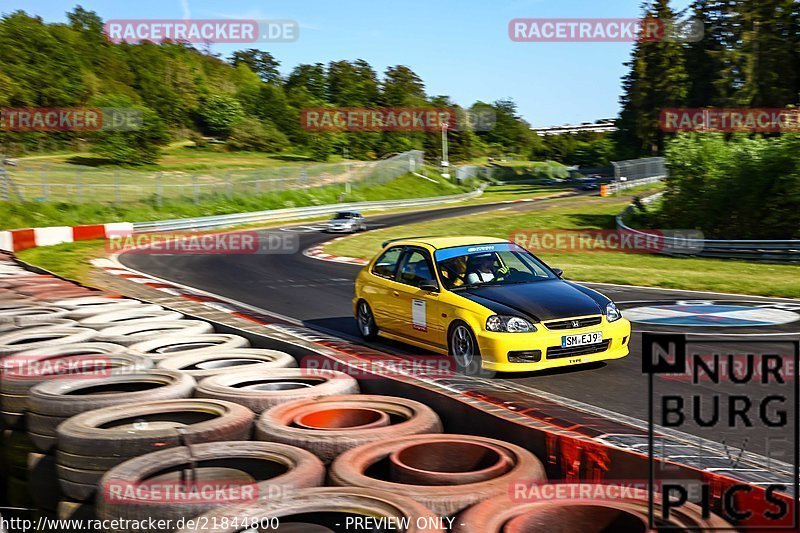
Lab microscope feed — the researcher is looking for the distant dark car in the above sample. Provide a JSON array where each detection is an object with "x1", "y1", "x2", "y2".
[{"x1": 576, "y1": 178, "x2": 600, "y2": 191}]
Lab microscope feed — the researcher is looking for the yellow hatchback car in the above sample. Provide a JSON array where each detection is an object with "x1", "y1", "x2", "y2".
[{"x1": 353, "y1": 236, "x2": 631, "y2": 374}]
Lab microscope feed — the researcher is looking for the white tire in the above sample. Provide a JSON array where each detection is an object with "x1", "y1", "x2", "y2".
[
  {"x1": 96, "y1": 320, "x2": 213, "y2": 346},
  {"x1": 51, "y1": 296, "x2": 141, "y2": 311},
  {"x1": 0, "y1": 327, "x2": 97, "y2": 356},
  {"x1": 0, "y1": 306, "x2": 69, "y2": 325},
  {"x1": 157, "y1": 348, "x2": 297, "y2": 378},
  {"x1": 78, "y1": 308, "x2": 183, "y2": 330},
  {"x1": 67, "y1": 302, "x2": 158, "y2": 319},
  {"x1": 128, "y1": 334, "x2": 250, "y2": 361},
  {"x1": 0, "y1": 317, "x2": 77, "y2": 333}
]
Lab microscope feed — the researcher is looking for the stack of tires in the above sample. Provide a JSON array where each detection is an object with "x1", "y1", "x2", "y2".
[{"x1": 0, "y1": 259, "x2": 733, "y2": 532}]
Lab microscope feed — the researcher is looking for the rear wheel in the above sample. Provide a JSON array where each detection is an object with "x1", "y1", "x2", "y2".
[
  {"x1": 356, "y1": 300, "x2": 378, "y2": 340},
  {"x1": 450, "y1": 322, "x2": 486, "y2": 377}
]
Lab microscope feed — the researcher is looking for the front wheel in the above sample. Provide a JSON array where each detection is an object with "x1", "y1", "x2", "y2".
[
  {"x1": 356, "y1": 300, "x2": 378, "y2": 340},
  {"x1": 449, "y1": 322, "x2": 489, "y2": 377}
]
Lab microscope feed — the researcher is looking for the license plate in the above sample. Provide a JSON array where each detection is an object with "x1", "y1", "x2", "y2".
[{"x1": 562, "y1": 331, "x2": 603, "y2": 348}]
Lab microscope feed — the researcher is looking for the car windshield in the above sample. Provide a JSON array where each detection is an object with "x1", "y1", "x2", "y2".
[
  {"x1": 434, "y1": 243, "x2": 555, "y2": 290},
  {"x1": 333, "y1": 212, "x2": 356, "y2": 220}
]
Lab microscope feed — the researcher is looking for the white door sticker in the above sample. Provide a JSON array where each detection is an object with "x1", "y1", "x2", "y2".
[{"x1": 412, "y1": 299, "x2": 427, "y2": 332}]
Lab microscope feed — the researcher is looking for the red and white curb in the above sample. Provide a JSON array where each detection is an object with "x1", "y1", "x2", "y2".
[
  {"x1": 303, "y1": 236, "x2": 368, "y2": 266},
  {"x1": 0, "y1": 222, "x2": 133, "y2": 253},
  {"x1": 92, "y1": 257, "x2": 291, "y2": 326}
]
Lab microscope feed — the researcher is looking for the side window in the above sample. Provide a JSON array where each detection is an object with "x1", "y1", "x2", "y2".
[
  {"x1": 397, "y1": 250, "x2": 435, "y2": 288},
  {"x1": 372, "y1": 247, "x2": 403, "y2": 279}
]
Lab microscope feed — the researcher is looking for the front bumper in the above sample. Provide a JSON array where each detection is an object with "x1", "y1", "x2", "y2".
[
  {"x1": 326, "y1": 225, "x2": 356, "y2": 233},
  {"x1": 476, "y1": 317, "x2": 631, "y2": 372}
]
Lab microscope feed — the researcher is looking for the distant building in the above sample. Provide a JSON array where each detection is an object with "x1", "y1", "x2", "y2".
[{"x1": 533, "y1": 119, "x2": 617, "y2": 136}]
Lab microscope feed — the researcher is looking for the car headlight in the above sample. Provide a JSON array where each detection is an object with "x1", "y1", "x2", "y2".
[
  {"x1": 486, "y1": 315, "x2": 537, "y2": 333},
  {"x1": 606, "y1": 302, "x2": 622, "y2": 322}
]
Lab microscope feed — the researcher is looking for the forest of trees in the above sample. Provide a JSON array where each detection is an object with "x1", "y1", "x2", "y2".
[
  {"x1": 616, "y1": 0, "x2": 800, "y2": 157},
  {"x1": 620, "y1": 0, "x2": 800, "y2": 239},
  {"x1": 0, "y1": 7, "x2": 543, "y2": 164}
]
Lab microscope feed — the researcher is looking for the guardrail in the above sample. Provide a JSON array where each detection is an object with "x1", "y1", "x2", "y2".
[
  {"x1": 617, "y1": 193, "x2": 800, "y2": 261},
  {"x1": 132, "y1": 188, "x2": 484, "y2": 233},
  {"x1": 604, "y1": 174, "x2": 665, "y2": 194}
]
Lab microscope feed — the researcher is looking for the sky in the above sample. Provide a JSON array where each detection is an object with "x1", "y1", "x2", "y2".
[{"x1": 8, "y1": 0, "x2": 691, "y2": 127}]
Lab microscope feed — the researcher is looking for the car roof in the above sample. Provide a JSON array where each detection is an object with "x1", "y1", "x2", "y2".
[{"x1": 383, "y1": 236, "x2": 508, "y2": 250}]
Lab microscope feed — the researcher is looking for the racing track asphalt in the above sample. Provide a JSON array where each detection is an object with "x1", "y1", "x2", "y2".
[{"x1": 121, "y1": 195, "x2": 800, "y2": 456}]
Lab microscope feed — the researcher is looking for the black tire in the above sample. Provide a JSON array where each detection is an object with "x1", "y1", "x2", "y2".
[
  {"x1": 28, "y1": 429, "x2": 58, "y2": 453},
  {"x1": 28, "y1": 370, "x2": 196, "y2": 419},
  {"x1": 1, "y1": 349, "x2": 150, "y2": 396},
  {"x1": 96, "y1": 441, "x2": 326, "y2": 532},
  {"x1": 448, "y1": 322, "x2": 491, "y2": 378},
  {"x1": 58, "y1": 477, "x2": 98, "y2": 502},
  {"x1": 56, "y1": 449, "x2": 129, "y2": 471},
  {"x1": 56, "y1": 399, "x2": 254, "y2": 458},
  {"x1": 355, "y1": 300, "x2": 378, "y2": 340},
  {"x1": 195, "y1": 369, "x2": 360, "y2": 412},
  {"x1": 255, "y1": 395, "x2": 443, "y2": 463}
]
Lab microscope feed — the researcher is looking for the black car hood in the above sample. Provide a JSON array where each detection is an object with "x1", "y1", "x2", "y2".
[{"x1": 456, "y1": 280, "x2": 609, "y2": 322}]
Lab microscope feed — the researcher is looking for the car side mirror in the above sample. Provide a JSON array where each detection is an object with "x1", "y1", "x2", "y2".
[
  {"x1": 552, "y1": 268, "x2": 564, "y2": 278},
  {"x1": 419, "y1": 280, "x2": 439, "y2": 292}
]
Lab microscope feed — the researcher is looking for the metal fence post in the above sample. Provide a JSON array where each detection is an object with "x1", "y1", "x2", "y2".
[
  {"x1": 192, "y1": 175, "x2": 199, "y2": 205},
  {"x1": 156, "y1": 172, "x2": 163, "y2": 208},
  {"x1": 76, "y1": 169, "x2": 83, "y2": 203},
  {"x1": 0, "y1": 169, "x2": 8, "y2": 202}
]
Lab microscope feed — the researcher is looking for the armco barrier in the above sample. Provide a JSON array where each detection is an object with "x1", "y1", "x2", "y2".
[
  {"x1": 0, "y1": 188, "x2": 482, "y2": 253},
  {"x1": 131, "y1": 188, "x2": 483, "y2": 233},
  {"x1": 617, "y1": 194, "x2": 800, "y2": 261}
]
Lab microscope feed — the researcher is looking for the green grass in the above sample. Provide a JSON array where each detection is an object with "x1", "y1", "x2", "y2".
[
  {"x1": 476, "y1": 183, "x2": 572, "y2": 203},
  {"x1": 17, "y1": 144, "x2": 322, "y2": 172},
  {"x1": 16, "y1": 240, "x2": 108, "y2": 284},
  {"x1": 325, "y1": 190, "x2": 800, "y2": 298},
  {"x1": 486, "y1": 160, "x2": 570, "y2": 182},
  {"x1": 0, "y1": 172, "x2": 470, "y2": 230},
  {"x1": 7, "y1": 144, "x2": 365, "y2": 204}
]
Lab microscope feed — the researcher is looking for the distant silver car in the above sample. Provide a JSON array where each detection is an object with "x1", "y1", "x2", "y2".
[{"x1": 326, "y1": 211, "x2": 367, "y2": 233}]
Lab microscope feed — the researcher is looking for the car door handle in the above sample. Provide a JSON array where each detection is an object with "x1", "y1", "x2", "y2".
[{"x1": 392, "y1": 291, "x2": 400, "y2": 297}]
